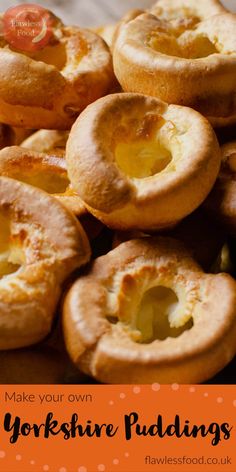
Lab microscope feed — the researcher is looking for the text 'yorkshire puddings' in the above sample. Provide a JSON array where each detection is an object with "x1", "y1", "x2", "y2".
[
  {"x1": 63, "y1": 238, "x2": 236, "y2": 384},
  {"x1": 66, "y1": 93, "x2": 221, "y2": 231},
  {"x1": 113, "y1": 8, "x2": 236, "y2": 126},
  {"x1": 0, "y1": 177, "x2": 90, "y2": 350},
  {"x1": 0, "y1": 12, "x2": 115, "y2": 129}
]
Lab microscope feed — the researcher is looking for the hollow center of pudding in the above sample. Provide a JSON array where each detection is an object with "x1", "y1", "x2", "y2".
[
  {"x1": 180, "y1": 34, "x2": 218, "y2": 59},
  {"x1": 22, "y1": 30, "x2": 89, "y2": 71},
  {"x1": 115, "y1": 141, "x2": 172, "y2": 178},
  {"x1": 148, "y1": 30, "x2": 218, "y2": 59},
  {"x1": 136, "y1": 286, "x2": 193, "y2": 343},
  {"x1": 23, "y1": 42, "x2": 67, "y2": 69},
  {"x1": 0, "y1": 214, "x2": 25, "y2": 279},
  {"x1": 36, "y1": 42, "x2": 67, "y2": 68},
  {"x1": 6, "y1": 166, "x2": 70, "y2": 194}
]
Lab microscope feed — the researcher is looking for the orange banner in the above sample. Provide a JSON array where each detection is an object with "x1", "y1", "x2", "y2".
[{"x1": 0, "y1": 385, "x2": 235, "y2": 472}]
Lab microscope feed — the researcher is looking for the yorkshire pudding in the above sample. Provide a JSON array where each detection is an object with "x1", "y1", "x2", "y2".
[
  {"x1": 0, "y1": 176, "x2": 90, "y2": 350},
  {"x1": 21, "y1": 129, "x2": 69, "y2": 156},
  {"x1": 204, "y1": 141, "x2": 236, "y2": 235},
  {"x1": 0, "y1": 13, "x2": 115, "y2": 129},
  {"x1": 66, "y1": 93, "x2": 221, "y2": 231},
  {"x1": 63, "y1": 237, "x2": 236, "y2": 384},
  {"x1": 0, "y1": 146, "x2": 86, "y2": 217},
  {"x1": 113, "y1": 12, "x2": 236, "y2": 127}
]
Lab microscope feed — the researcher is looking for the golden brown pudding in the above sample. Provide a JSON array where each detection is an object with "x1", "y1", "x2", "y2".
[
  {"x1": 113, "y1": 11, "x2": 236, "y2": 126},
  {"x1": 66, "y1": 93, "x2": 221, "y2": 231},
  {"x1": 0, "y1": 12, "x2": 115, "y2": 129},
  {"x1": 0, "y1": 177, "x2": 90, "y2": 349},
  {"x1": 63, "y1": 238, "x2": 236, "y2": 384}
]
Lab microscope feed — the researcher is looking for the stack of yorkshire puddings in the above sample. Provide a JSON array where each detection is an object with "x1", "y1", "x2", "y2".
[{"x1": 0, "y1": 0, "x2": 236, "y2": 385}]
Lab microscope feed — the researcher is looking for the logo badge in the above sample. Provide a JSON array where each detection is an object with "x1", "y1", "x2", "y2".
[{"x1": 3, "y1": 3, "x2": 54, "y2": 52}]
